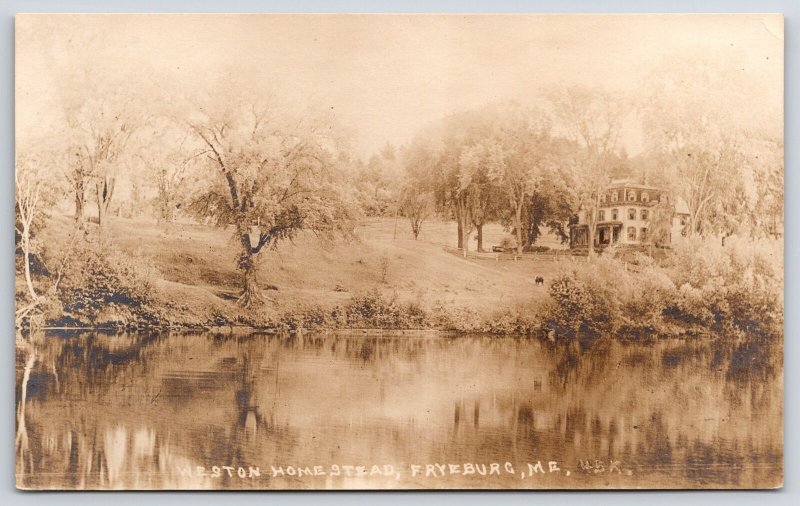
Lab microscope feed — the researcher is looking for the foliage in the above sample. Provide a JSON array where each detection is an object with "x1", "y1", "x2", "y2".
[
  {"x1": 136, "y1": 119, "x2": 203, "y2": 223},
  {"x1": 546, "y1": 86, "x2": 628, "y2": 256},
  {"x1": 343, "y1": 290, "x2": 427, "y2": 329},
  {"x1": 57, "y1": 238, "x2": 157, "y2": 325},
  {"x1": 545, "y1": 264, "x2": 621, "y2": 337},
  {"x1": 402, "y1": 102, "x2": 573, "y2": 254},
  {"x1": 429, "y1": 302, "x2": 484, "y2": 332},
  {"x1": 280, "y1": 289, "x2": 429, "y2": 330},
  {"x1": 63, "y1": 90, "x2": 142, "y2": 227},
  {"x1": 355, "y1": 143, "x2": 403, "y2": 216},
  {"x1": 664, "y1": 236, "x2": 783, "y2": 339},
  {"x1": 185, "y1": 100, "x2": 360, "y2": 305},
  {"x1": 640, "y1": 52, "x2": 783, "y2": 239},
  {"x1": 398, "y1": 182, "x2": 433, "y2": 240},
  {"x1": 542, "y1": 238, "x2": 783, "y2": 341}
]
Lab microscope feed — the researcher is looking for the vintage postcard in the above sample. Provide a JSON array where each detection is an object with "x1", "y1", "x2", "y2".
[{"x1": 15, "y1": 14, "x2": 783, "y2": 490}]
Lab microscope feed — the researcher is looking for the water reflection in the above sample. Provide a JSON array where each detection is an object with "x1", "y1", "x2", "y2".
[{"x1": 16, "y1": 331, "x2": 782, "y2": 489}]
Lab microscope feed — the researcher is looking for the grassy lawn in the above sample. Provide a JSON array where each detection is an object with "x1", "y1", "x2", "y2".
[{"x1": 42, "y1": 214, "x2": 571, "y2": 326}]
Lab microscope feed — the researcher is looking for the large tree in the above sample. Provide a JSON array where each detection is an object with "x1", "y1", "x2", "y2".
[
  {"x1": 359, "y1": 142, "x2": 403, "y2": 217},
  {"x1": 64, "y1": 94, "x2": 139, "y2": 228},
  {"x1": 458, "y1": 141, "x2": 504, "y2": 252},
  {"x1": 548, "y1": 86, "x2": 626, "y2": 257},
  {"x1": 406, "y1": 104, "x2": 553, "y2": 255},
  {"x1": 484, "y1": 105, "x2": 552, "y2": 254},
  {"x1": 404, "y1": 120, "x2": 473, "y2": 253},
  {"x1": 520, "y1": 182, "x2": 575, "y2": 248},
  {"x1": 640, "y1": 53, "x2": 782, "y2": 240},
  {"x1": 186, "y1": 102, "x2": 358, "y2": 306}
]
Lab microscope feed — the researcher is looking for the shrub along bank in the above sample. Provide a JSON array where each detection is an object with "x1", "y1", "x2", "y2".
[{"x1": 542, "y1": 237, "x2": 783, "y2": 341}]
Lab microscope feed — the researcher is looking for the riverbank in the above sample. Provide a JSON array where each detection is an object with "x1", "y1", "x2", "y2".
[
  {"x1": 24, "y1": 214, "x2": 564, "y2": 333},
  {"x1": 20, "y1": 215, "x2": 783, "y2": 342}
]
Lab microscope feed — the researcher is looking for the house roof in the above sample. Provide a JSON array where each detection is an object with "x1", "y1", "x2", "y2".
[
  {"x1": 675, "y1": 197, "x2": 690, "y2": 215},
  {"x1": 607, "y1": 181, "x2": 664, "y2": 191}
]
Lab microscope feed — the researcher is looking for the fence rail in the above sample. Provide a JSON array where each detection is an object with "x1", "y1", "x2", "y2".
[{"x1": 442, "y1": 246, "x2": 583, "y2": 262}]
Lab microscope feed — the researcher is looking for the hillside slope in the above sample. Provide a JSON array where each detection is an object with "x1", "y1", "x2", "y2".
[{"x1": 41, "y1": 215, "x2": 570, "y2": 327}]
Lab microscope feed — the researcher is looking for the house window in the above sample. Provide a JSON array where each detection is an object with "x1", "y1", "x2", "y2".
[
  {"x1": 660, "y1": 193, "x2": 668, "y2": 203},
  {"x1": 600, "y1": 193, "x2": 607, "y2": 203},
  {"x1": 628, "y1": 208, "x2": 636, "y2": 220},
  {"x1": 680, "y1": 215, "x2": 688, "y2": 226},
  {"x1": 628, "y1": 191, "x2": 636, "y2": 202},
  {"x1": 598, "y1": 210, "x2": 605, "y2": 221},
  {"x1": 642, "y1": 192, "x2": 649, "y2": 203},
  {"x1": 627, "y1": 226, "x2": 637, "y2": 241},
  {"x1": 641, "y1": 209, "x2": 649, "y2": 220},
  {"x1": 612, "y1": 208, "x2": 618, "y2": 220},
  {"x1": 611, "y1": 191, "x2": 619, "y2": 202},
  {"x1": 641, "y1": 228, "x2": 648, "y2": 241}
]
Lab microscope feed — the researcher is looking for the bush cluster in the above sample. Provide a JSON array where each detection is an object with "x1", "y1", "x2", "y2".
[
  {"x1": 56, "y1": 239, "x2": 157, "y2": 325},
  {"x1": 665, "y1": 236, "x2": 783, "y2": 340},
  {"x1": 279, "y1": 289, "x2": 429, "y2": 330},
  {"x1": 543, "y1": 237, "x2": 783, "y2": 341}
]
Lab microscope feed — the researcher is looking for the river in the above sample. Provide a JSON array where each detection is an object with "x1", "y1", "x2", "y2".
[{"x1": 15, "y1": 330, "x2": 782, "y2": 490}]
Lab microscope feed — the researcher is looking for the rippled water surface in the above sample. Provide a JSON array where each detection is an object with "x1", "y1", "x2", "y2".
[{"x1": 15, "y1": 331, "x2": 782, "y2": 489}]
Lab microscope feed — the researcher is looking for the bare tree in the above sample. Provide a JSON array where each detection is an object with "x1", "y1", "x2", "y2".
[
  {"x1": 16, "y1": 170, "x2": 41, "y2": 303},
  {"x1": 14, "y1": 156, "x2": 54, "y2": 327},
  {"x1": 137, "y1": 129, "x2": 203, "y2": 225},
  {"x1": 66, "y1": 96, "x2": 138, "y2": 228},
  {"x1": 65, "y1": 150, "x2": 89, "y2": 224}
]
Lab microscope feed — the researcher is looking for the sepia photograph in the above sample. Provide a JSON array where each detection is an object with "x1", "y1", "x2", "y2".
[{"x1": 14, "y1": 13, "x2": 783, "y2": 490}]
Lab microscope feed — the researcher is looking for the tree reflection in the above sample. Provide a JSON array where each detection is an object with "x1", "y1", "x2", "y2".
[{"x1": 16, "y1": 331, "x2": 782, "y2": 489}]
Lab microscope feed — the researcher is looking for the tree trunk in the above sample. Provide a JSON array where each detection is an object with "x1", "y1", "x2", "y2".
[
  {"x1": 96, "y1": 198, "x2": 104, "y2": 228},
  {"x1": 393, "y1": 203, "x2": 399, "y2": 240},
  {"x1": 476, "y1": 224, "x2": 484, "y2": 252},
  {"x1": 514, "y1": 202, "x2": 524, "y2": 255},
  {"x1": 460, "y1": 213, "x2": 470, "y2": 257},
  {"x1": 22, "y1": 232, "x2": 37, "y2": 301},
  {"x1": 456, "y1": 195, "x2": 470, "y2": 257},
  {"x1": 74, "y1": 185, "x2": 84, "y2": 223},
  {"x1": 456, "y1": 214, "x2": 464, "y2": 249},
  {"x1": 95, "y1": 178, "x2": 116, "y2": 229},
  {"x1": 411, "y1": 218, "x2": 421, "y2": 240},
  {"x1": 158, "y1": 193, "x2": 174, "y2": 225},
  {"x1": 237, "y1": 234, "x2": 263, "y2": 307},
  {"x1": 240, "y1": 262, "x2": 262, "y2": 306},
  {"x1": 587, "y1": 216, "x2": 596, "y2": 258}
]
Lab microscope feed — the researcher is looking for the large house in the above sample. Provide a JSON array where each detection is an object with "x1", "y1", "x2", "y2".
[{"x1": 569, "y1": 179, "x2": 690, "y2": 249}]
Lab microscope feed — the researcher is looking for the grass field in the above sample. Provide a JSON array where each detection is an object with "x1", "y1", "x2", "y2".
[{"x1": 41, "y1": 214, "x2": 575, "y2": 327}]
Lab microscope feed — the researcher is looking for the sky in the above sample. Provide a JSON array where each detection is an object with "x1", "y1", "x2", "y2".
[{"x1": 16, "y1": 14, "x2": 783, "y2": 160}]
